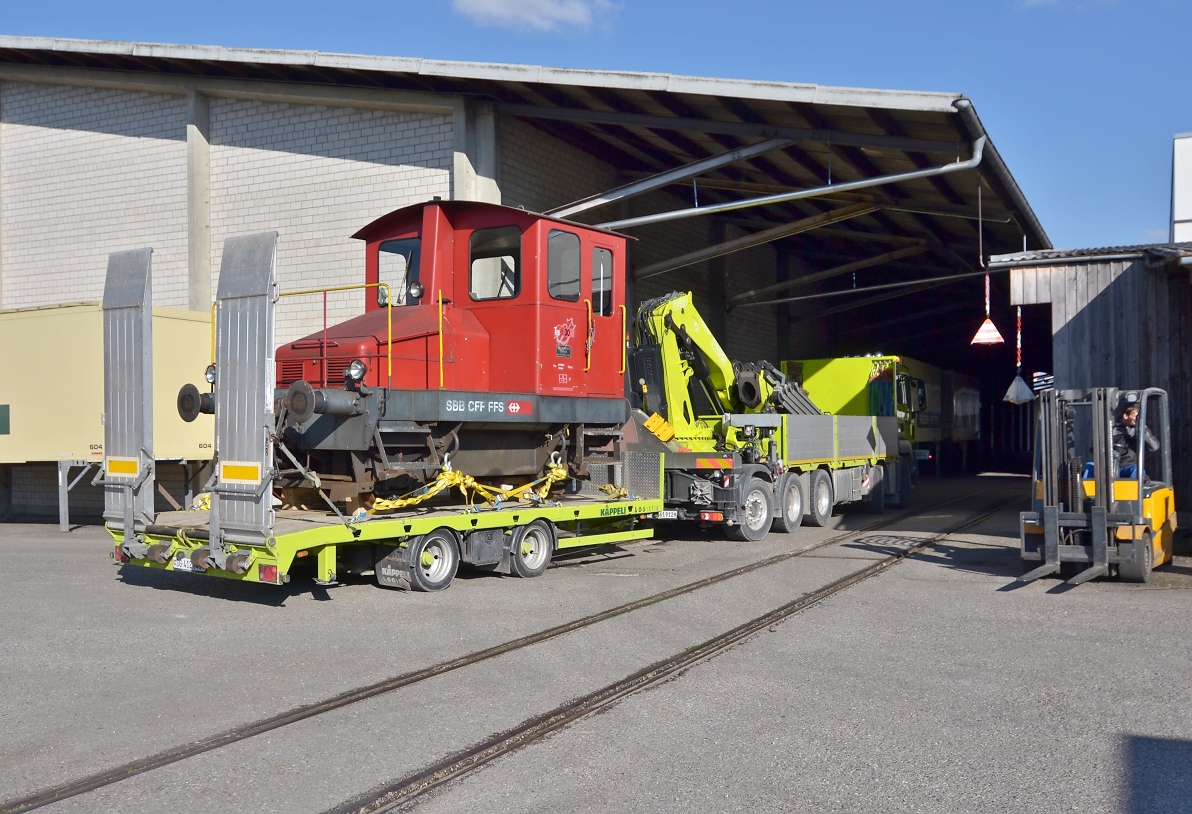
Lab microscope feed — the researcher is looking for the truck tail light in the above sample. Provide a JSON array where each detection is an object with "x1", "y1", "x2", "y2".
[
  {"x1": 259, "y1": 564, "x2": 279, "y2": 583},
  {"x1": 699, "y1": 511, "x2": 724, "y2": 522}
]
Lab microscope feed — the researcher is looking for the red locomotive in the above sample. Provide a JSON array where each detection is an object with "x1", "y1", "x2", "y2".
[{"x1": 272, "y1": 200, "x2": 630, "y2": 503}]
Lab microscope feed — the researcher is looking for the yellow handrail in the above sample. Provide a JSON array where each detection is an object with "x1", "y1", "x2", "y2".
[
  {"x1": 277, "y1": 282, "x2": 393, "y2": 389},
  {"x1": 619, "y1": 304, "x2": 627, "y2": 374},
  {"x1": 209, "y1": 301, "x2": 218, "y2": 365}
]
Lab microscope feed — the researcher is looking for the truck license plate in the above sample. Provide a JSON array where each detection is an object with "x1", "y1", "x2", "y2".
[{"x1": 654, "y1": 510, "x2": 679, "y2": 520}]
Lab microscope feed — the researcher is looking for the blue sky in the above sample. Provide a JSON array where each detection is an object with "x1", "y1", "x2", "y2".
[{"x1": 3, "y1": 0, "x2": 1190, "y2": 249}]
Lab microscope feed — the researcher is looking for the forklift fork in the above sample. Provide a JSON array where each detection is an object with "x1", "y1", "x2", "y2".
[
  {"x1": 1018, "y1": 505, "x2": 1060, "y2": 583},
  {"x1": 1067, "y1": 506, "x2": 1109, "y2": 585}
]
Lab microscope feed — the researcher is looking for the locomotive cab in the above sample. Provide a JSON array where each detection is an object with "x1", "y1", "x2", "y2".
[{"x1": 272, "y1": 200, "x2": 631, "y2": 503}]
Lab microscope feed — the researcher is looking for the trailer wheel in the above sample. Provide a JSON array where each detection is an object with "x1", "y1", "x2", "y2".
[
  {"x1": 1119, "y1": 531, "x2": 1153, "y2": 584},
  {"x1": 510, "y1": 520, "x2": 554, "y2": 578},
  {"x1": 772, "y1": 475, "x2": 804, "y2": 534},
  {"x1": 807, "y1": 470, "x2": 833, "y2": 527},
  {"x1": 724, "y1": 477, "x2": 774, "y2": 542},
  {"x1": 408, "y1": 529, "x2": 460, "y2": 592}
]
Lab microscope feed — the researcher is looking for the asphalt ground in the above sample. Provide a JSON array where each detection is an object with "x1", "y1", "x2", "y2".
[{"x1": 1, "y1": 476, "x2": 1188, "y2": 813}]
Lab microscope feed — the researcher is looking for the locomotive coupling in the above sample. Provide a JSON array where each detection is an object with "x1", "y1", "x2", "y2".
[
  {"x1": 285, "y1": 379, "x2": 365, "y2": 424},
  {"x1": 177, "y1": 383, "x2": 215, "y2": 423}
]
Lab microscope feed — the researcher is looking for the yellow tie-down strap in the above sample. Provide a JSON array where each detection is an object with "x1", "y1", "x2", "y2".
[
  {"x1": 220, "y1": 461, "x2": 263, "y2": 486},
  {"x1": 105, "y1": 457, "x2": 140, "y2": 479}
]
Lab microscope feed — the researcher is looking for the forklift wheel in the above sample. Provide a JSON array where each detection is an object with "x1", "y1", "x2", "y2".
[{"x1": 1119, "y1": 531, "x2": 1154, "y2": 583}]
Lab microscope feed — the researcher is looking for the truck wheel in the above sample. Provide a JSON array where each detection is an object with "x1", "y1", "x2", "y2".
[
  {"x1": 724, "y1": 477, "x2": 774, "y2": 542},
  {"x1": 408, "y1": 529, "x2": 460, "y2": 592},
  {"x1": 863, "y1": 466, "x2": 885, "y2": 515},
  {"x1": 807, "y1": 470, "x2": 833, "y2": 527},
  {"x1": 510, "y1": 520, "x2": 554, "y2": 578},
  {"x1": 772, "y1": 475, "x2": 804, "y2": 534},
  {"x1": 1119, "y1": 531, "x2": 1154, "y2": 583}
]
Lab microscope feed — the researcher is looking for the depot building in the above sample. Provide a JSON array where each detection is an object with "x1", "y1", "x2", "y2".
[{"x1": 0, "y1": 37, "x2": 1048, "y2": 519}]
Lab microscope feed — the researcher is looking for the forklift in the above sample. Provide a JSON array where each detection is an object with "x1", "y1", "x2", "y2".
[{"x1": 1019, "y1": 387, "x2": 1177, "y2": 585}]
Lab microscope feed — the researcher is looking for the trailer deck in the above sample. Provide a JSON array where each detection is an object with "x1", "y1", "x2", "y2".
[{"x1": 112, "y1": 490, "x2": 662, "y2": 587}]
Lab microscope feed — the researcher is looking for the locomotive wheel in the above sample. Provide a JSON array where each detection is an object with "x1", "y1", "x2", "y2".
[
  {"x1": 510, "y1": 520, "x2": 554, "y2": 578},
  {"x1": 408, "y1": 529, "x2": 460, "y2": 592},
  {"x1": 807, "y1": 470, "x2": 833, "y2": 528},
  {"x1": 771, "y1": 475, "x2": 804, "y2": 534},
  {"x1": 724, "y1": 477, "x2": 774, "y2": 542}
]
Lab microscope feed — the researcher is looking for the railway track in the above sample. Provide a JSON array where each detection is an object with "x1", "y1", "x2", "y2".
[
  {"x1": 0, "y1": 489, "x2": 1015, "y2": 814},
  {"x1": 331, "y1": 493, "x2": 1020, "y2": 814}
]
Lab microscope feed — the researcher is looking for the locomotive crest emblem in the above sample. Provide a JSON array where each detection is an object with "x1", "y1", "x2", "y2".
[{"x1": 554, "y1": 318, "x2": 576, "y2": 358}]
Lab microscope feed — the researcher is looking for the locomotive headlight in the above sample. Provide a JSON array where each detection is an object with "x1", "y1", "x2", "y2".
[
  {"x1": 347, "y1": 359, "x2": 368, "y2": 382},
  {"x1": 204, "y1": 364, "x2": 217, "y2": 385}
]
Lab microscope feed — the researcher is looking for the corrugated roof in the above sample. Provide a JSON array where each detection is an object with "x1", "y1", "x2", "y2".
[
  {"x1": 989, "y1": 243, "x2": 1192, "y2": 268},
  {"x1": 0, "y1": 35, "x2": 1053, "y2": 370}
]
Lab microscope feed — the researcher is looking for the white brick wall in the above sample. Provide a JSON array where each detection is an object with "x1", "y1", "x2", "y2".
[
  {"x1": 208, "y1": 99, "x2": 452, "y2": 344},
  {"x1": 0, "y1": 82, "x2": 189, "y2": 309},
  {"x1": 498, "y1": 117, "x2": 617, "y2": 214}
]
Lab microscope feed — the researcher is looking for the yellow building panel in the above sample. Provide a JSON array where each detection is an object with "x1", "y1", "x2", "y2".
[{"x1": 0, "y1": 302, "x2": 214, "y2": 464}]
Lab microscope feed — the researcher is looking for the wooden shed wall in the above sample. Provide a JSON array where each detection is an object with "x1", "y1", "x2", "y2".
[{"x1": 1011, "y1": 259, "x2": 1192, "y2": 500}]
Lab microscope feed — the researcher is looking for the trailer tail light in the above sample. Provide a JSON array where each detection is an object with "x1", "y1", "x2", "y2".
[
  {"x1": 258, "y1": 564, "x2": 279, "y2": 583},
  {"x1": 699, "y1": 511, "x2": 724, "y2": 522}
]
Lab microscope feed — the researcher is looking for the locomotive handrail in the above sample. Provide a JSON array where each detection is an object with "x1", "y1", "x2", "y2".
[
  {"x1": 277, "y1": 282, "x2": 393, "y2": 390},
  {"x1": 619, "y1": 304, "x2": 627, "y2": 374},
  {"x1": 437, "y1": 289, "x2": 445, "y2": 390}
]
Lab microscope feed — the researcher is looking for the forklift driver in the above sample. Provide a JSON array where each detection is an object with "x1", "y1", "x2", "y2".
[{"x1": 1113, "y1": 400, "x2": 1159, "y2": 478}]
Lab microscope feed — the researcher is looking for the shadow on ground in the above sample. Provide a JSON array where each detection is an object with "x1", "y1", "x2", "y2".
[{"x1": 1124, "y1": 736, "x2": 1192, "y2": 813}]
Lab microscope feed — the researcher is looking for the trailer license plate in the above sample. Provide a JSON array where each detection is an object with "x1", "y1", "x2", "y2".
[
  {"x1": 654, "y1": 510, "x2": 679, "y2": 520},
  {"x1": 171, "y1": 554, "x2": 195, "y2": 572}
]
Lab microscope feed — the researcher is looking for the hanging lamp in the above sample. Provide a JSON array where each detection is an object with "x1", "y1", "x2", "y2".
[
  {"x1": 970, "y1": 183, "x2": 1004, "y2": 345},
  {"x1": 1004, "y1": 306, "x2": 1034, "y2": 403}
]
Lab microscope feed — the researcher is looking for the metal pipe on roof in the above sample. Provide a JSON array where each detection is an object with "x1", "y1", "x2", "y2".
[
  {"x1": 733, "y1": 264, "x2": 1009, "y2": 310},
  {"x1": 952, "y1": 99, "x2": 1052, "y2": 250},
  {"x1": 633, "y1": 202, "x2": 877, "y2": 281},
  {"x1": 727, "y1": 244, "x2": 929, "y2": 306},
  {"x1": 547, "y1": 137, "x2": 795, "y2": 219},
  {"x1": 597, "y1": 137, "x2": 986, "y2": 231}
]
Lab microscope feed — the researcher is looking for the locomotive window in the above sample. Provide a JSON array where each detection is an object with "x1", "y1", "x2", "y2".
[
  {"x1": 592, "y1": 247, "x2": 613, "y2": 316},
  {"x1": 377, "y1": 238, "x2": 421, "y2": 306},
  {"x1": 547, "y1": 230, "x2": 581, "y2": 302},
  {"x1": 470, "y1": 226, "x2": 521, "y2": 300}
]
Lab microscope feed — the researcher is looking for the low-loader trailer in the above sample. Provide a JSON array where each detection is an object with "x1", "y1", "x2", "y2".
[{"x1": 103, "y1": 201, "x2": 904, "y2": 592}]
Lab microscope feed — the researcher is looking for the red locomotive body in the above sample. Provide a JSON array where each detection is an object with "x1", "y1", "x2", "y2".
[
  {"x1": 272, "y1": 200, "x2": 631, "y2": 500},
  {"x1": 276, "y1": 200, "x2": 628, "y2": 398}
]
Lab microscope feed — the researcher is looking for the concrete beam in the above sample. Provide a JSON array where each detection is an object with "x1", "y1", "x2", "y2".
[
  {"x1": 0, "y1": 63, "x2": 457, "y2": 115},
  {"x1": 452, "y1": 98, "x2": 500, "y2": 203},
  {"x1": 186, "y1": 90, "x2": 211, "y2": 311}
]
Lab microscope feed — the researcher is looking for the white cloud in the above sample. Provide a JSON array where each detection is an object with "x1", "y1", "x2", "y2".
[{"x1": 451, "y1": 0, "x2": 615, "y2": 31}]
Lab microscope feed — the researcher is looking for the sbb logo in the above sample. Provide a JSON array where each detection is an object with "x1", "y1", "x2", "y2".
[{"x1": 507, "y1": 400, "x2": 533, "y2": 415}]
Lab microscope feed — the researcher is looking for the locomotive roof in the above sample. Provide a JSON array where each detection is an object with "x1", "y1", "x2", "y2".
[{"x1": 352, "y1": 199, "x2": 631, "y2": 243}]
